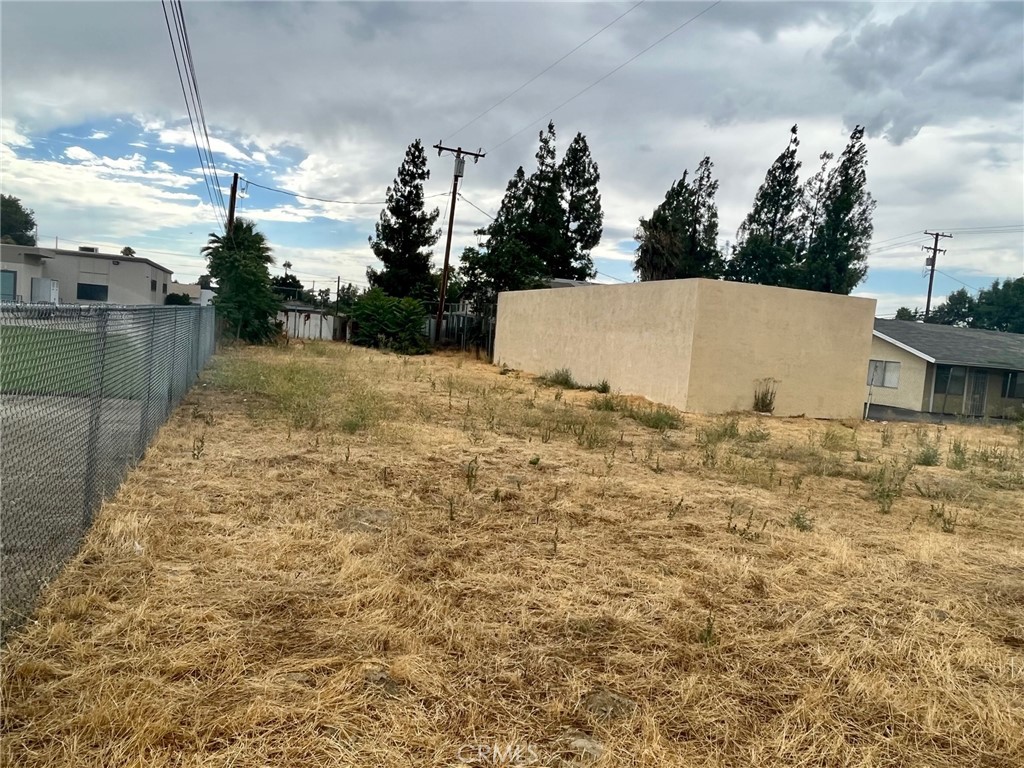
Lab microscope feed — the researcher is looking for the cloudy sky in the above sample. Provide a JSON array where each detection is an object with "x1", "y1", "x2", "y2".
[{"x1": 2, "y1": 1, "x2": 1022, "y2": 315}]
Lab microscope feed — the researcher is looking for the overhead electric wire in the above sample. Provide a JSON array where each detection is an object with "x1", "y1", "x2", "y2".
[
  {"x1": 488, "y1": 0, "x2": 721, "y2": 152},
  {"x1": 159, "y1": 0, "x2": 225, "y2": 230},
  {"x1": 164, "y1": 0, "x2": 226, "y2": 224},
  {"x1": 457, "y1": 192, "x2": 495, "y2": 220},
  {"x1": 445, "y1": 0, "x2": 648, "y2": 142},
  {"x1": 934, "y1": 269, "x2": 981, "y2": 292},
  {"x1": 596, "y1": 270, "x2": 630, "y2": 283},
  {"x1": 171, "y1": 0, "x2": 227, "y2": 217},
  {"x1": 240, "y1": 177, "x2": 449, "y2": 206}
]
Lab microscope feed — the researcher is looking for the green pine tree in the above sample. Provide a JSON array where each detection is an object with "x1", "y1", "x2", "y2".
[
  {"x1": 523, "y1": 122, "x2": 572, "y2": 279},
  {"x1": 459, "y1": 167, "x2": 547, "y2": 307},
  {"x1": 367, "y1": 139, "x2": 440, "y2": 301},
  {"x1": 634, "y1": 157, "x2": 722, "y2": 281},
  {"x1": 795, "y1": 125, "x2": 876, "y2": 294},
  {"x1": 559, "y1": 131, "x2": 603, "y2": 280},
  {"x1": 728, "y1": 125, "x2": 802, "y2": 286}
]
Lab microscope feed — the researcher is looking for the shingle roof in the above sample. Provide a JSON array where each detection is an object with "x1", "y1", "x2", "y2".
[{"x1": 874, "y1": 319, "x2": 1024, "y2": 371}]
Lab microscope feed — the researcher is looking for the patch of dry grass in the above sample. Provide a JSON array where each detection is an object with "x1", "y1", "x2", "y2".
[{"x1": 3, "y1": 342, "x2": 1023, "y2": 767}]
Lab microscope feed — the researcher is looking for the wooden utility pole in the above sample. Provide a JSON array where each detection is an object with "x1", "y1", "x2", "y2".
[
  {"x1": 227, "y1": 172, "x2": 239, "y2": 235},
  {"x1": 922, "y1": 231, "x2": 952, "y2": 319},
  {"x1": 432, "y1": 143, "x2": 484, "y2": 343}
]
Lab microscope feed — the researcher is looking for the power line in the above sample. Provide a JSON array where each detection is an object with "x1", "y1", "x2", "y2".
[
  {"x1": 445, "y1": 0, "x2": 648, "y2": 142},
  {"x1": 171, "y1": 0, "x2": 227, "y2": 217},
  {"x1": 870, "y1": 230, "x2": 931, "y2": 247},
  {"x1": 240, "y1": 177, "x2": 449, "y2": 206},
  {"x1": 457, "y1": 192, "x2": 494, "y2": 220},
  {"x1": 489, "y1": 1, "x2": 721, "y2": 152},
  {"x1": 596, "y1": 270, "x2": 630, "y2": 283},
  {"x1": 159, "y1": 0, "x2": 225, "y2": 230},
  {"x1": 934, "y1": 269, "x2": 980, "y2": 293},
  {"x1": 944, "y1": 224, "x2": 1023, "y2": 233}
]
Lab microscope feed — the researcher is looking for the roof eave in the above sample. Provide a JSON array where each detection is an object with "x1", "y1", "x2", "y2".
[{"x1": 873, "y1": 330, "x2": 935, "y2": 363}]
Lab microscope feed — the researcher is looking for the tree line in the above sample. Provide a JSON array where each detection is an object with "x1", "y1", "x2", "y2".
[
  {"x1": 894, "y1": 280, "x2": 1024, "y2": 334},
  {"x1": 366, "y1": 123, "x2": 879, "y2": 308}
]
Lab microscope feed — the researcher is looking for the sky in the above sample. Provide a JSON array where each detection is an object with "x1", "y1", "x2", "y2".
[{"x1": 1, "y1": 0, "x2": 1022, "y2": 316}]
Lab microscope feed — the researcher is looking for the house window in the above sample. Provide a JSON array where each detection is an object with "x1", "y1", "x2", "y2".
[
  {"x1": 867, "y1": 360, "x2": 901, "y2": 388},
  {"x1": 1003, "y1": 372, "x2": 1024, "y2": 400},
  {"x1": 162, "y1": 283, "x2": 167, "y2": 294},
  {"x1": 151, "y1": 279, "x2": 157, "y2": 292},
  {"x1": 934, "y1": 365, "x2": 967, "y2": 397},
  {"x1": 76, "y1": 283, "x2": 109, "y2": 301},
  {"x1": 1, "y1": 270, "x2": 16, "y2": 302}
]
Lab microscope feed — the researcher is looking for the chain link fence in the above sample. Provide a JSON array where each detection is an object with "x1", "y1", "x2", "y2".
[{"x1": 1, "y1": 304, "x2": 216, "y2": 642}]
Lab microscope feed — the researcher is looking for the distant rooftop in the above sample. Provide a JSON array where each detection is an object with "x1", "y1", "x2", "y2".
[{"x1": 874, "y1": 318, "x2": 1024, "y2": 371}]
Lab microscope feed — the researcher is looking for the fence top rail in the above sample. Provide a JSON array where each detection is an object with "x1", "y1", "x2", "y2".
[{"x1": 0, "y1": 304, "x2": 214, "y2": 319}]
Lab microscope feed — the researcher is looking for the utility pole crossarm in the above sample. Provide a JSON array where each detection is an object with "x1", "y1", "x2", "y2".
[{"x1": 922, "y1": 231, "x2": 953, "y2": 320}]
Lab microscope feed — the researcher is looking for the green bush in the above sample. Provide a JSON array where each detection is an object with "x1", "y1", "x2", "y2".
[
  {"x1": 539, "y1": 368, "x2": 578, "y2": 388},
  {"x1": 350, "y1": 288, "x2": 429, "y2": 355}
]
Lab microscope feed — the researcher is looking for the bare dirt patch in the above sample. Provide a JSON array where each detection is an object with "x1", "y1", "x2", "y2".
[{"x1": 2, "y1": 342, "x2": 1023, "y2": 767}]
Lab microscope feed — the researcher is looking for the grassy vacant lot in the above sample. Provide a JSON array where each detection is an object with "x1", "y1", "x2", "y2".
[{"x1": 3, "y1": 342, "x2": 1023, "y2": 767}]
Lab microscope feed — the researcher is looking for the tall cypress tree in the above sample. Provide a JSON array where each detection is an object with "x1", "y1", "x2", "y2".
[
  {"x1": 728, "y1": 125, "x2": 802, "y2": 286},
  {"x1": 367, "y1": 139, "x2": 440, "y2": 300},
  {"x1": 634, "y1": 157, "x2": 722, "y2": 281},
  {"x1": 459, "y1": 167, "x2": 547, "y2": 306},
  {"x1": 795, "y1": 125, "x2": 875, "y2": 294},
  {"x1": 559, "y1": 131, "x2": 602, "y2": 280},
  {"x1": 522, "y1": 122, "x2": 572, "y2": 279}
]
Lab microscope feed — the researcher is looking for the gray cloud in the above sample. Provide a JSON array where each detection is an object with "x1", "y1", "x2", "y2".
[
  {"x1": 1, "y1": 1, "x2": 1021, "y2": 299},
  {"x1": 825, "y1": 2, "x2": 1024, "y2": 143}
]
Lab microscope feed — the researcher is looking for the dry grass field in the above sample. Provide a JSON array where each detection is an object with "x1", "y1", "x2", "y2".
[{"x1": 3, "y1": 342, "x2": 1023, "y2": 767}]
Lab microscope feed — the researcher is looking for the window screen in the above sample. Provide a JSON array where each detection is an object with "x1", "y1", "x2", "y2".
[
  {"x1": 76, "y1": 283, "x2": 109, "y2": 301},
  {"x1": 867, "y1": 360, "x2": 900, "y2": 388},
  {"x1": 934, "y1": 365, "x2": 966, "y2": 396},
  {"x1": 1003, "y1": 372, "x2": 1024, "y2": 400}
]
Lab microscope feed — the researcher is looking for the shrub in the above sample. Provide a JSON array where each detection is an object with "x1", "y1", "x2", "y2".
[
  {"x1": 539, "y1": 368, "x2": 578, "y2": 388},
  {"x1": 350, "y1": 288, "x2": 429, "y2": 355},
  {"x1": 595, "y1": 379, "x2": 611, "y2": 394},
  {"x1": 947, "y1": 438, "x2": 968, "y2": 470},
  {"x1": 913, "y1": 442, "x2": 941, "y2": 467},
  {"x1": 630, "y1": 405, "x2": 681, "y2": 431},
  {"x1": 753, "y1": 378, "x2": 777, "y2": 414}
]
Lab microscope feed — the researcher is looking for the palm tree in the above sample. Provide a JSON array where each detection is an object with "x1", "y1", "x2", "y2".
[
  {"x1": 282, "y1": 260, "x2": 293, "y2": 274},
  {"x1": 202, "y1": 218, "x2": 279, "y2": 343}
]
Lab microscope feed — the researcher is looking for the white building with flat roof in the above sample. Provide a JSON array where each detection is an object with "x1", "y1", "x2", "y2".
[{"x1": 1, "y1": 244, "x2": 174, "y2": 305}]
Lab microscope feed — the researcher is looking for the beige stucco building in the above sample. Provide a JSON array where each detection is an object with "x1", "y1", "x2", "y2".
[
  {"x1": 494, "y1": 279, "x2": 877, "y2": 419},
  {"x1": 1, "y1": 244, "x2": 173, "y2": 306},
  {"x1": 868, "y1": 319, "x2": 1024, "y2": 419}
]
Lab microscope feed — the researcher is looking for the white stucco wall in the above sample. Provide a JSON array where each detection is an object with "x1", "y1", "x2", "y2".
[{"x1": 494, "y1": 279, "x2": 877, "y2": 419}]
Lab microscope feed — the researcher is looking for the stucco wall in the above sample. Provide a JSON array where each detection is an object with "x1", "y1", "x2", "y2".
[
  {"x1": 495, "y1": 281, "x2": 698, "y2": 409},
  {"x1": 44, "y1": 255, "x2": 171, "y2": 306},
  {"x1": 866, "y1": 336, "x2": 930, "y2": 411},
  {"x1": 494, "y1": 279, "x2": 877, "y2": 419},
  {"x1": 685, "y1": 281, "x2": 876, "y2": 417},
  {"x1": 0, "y1": 251, "x2": 44, "y2": 301}
]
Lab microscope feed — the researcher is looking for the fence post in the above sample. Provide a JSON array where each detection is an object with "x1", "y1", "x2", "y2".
[
  {"x1": 81, "y1": 309, "x2": 109, "y2": 529},
  {"x1": 168, "y1": 309, "x2": 178, "y2": 414},
  {"x1": 137, "y1": 309, "x2": 157, "y2": 460}
]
